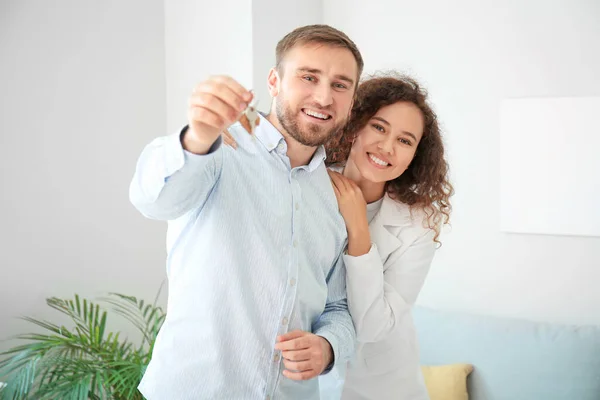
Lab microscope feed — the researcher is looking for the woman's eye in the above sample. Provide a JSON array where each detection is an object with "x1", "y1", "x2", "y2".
[{"x1": 372, "y1": 124, "x2": 385, "y2": 133}]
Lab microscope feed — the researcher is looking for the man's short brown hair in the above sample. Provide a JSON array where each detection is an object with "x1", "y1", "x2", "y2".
[{"x1": 275, "y1": 24, "x2": 364, "y2": 83}]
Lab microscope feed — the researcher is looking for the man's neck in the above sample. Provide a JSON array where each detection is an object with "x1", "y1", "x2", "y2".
[
  {"x1": 266, "y1": 113, "x2": 318, "y2": 169},
  {"x1": 343, "y1": 159, "x2": 386, "y2": 204}
]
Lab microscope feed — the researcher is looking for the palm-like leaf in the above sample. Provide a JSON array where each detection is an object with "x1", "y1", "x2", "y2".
[{"x1": 0, "y1": 289, "x2": 165, "y2": 400}]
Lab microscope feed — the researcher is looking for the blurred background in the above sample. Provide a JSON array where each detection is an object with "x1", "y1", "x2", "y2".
[{"x1": 1, "y1": 0, "x2": 599, "y2": 352}]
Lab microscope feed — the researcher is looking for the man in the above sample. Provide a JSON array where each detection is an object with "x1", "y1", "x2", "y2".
[{"x1": 129, "y1": 24, "x2": 363, "y2": 399}]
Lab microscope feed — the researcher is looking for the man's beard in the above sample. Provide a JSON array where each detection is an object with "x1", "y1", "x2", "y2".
[{"x1": 275, "y1": 97, "x2": 346, "y2": 147}]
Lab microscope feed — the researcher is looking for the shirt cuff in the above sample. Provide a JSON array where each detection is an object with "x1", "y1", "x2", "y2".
[
  {"x1": 162, "y1": 125, "x2": 222, "y2": 173},
  {"x1": 315, "y1": 331, "x2": 339, "y2": 375},
  {"x1": 174, "y1": 124, "x2": 222, "y2": 161},
  {"x1": 141, "y1": 126, "x2": 222, "y2": 201}
]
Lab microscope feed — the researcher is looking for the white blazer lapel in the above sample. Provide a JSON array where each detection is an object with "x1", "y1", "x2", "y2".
[{"x1": 370, "y1": 195, "x2": 413, "y2": 264}]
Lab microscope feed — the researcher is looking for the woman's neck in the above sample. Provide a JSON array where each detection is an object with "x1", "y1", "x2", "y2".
[{"x1": 342, "y1": 159, "x2": 386, "y2": 204}]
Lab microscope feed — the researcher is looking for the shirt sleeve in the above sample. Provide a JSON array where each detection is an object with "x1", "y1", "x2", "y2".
[
  {"x1": 312, "y1": 246, "x2": 357, "y2": 373},
  {"x1": 344, "y1": 229, "x2": 435, "y2": 342},
  {"x1": 129, "y1": 126, "x2": 223, "y2": 221}
]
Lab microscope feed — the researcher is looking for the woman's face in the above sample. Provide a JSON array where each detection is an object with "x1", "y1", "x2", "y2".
[{"x1": 349, "y1": 101, "x2": 424, "y2": 183}]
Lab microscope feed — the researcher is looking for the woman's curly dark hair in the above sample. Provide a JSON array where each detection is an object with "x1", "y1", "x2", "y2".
[{"x1": 325, "y1": 72, "x2": 454, "y2": 244}]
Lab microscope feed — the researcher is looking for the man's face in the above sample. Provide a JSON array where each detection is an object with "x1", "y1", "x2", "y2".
[{"x1": 269, "y1": 44, "x2": 358, "y2": 147}]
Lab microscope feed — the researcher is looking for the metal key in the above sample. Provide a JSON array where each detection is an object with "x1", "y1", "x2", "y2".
[{"x1": 239, "y1": 91, "x2": 260, "y2": 136}]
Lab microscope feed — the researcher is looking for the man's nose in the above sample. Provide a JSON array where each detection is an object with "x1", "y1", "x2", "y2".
[{"x1": 312, "y1": 83, "x2": 333, "y2": 107}]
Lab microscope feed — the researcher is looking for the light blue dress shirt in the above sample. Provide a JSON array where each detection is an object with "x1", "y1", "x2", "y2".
[{"x1": 129, "y1": 114, "x2": 356, "y2": 399}]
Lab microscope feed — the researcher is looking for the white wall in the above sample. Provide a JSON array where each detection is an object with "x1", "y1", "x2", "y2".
[
  {"x1": 164, "y1": 0, "x2": 253, "y2": 133},
  {"x1": 324, "y1": 0, "x2": 600, "y2": 326},
  {"x1": 0, "y1": 0, "x2": 168, "y2": 349},
  {"x1": 251, "y1": 0, "x2": 323, "y2": 113}
]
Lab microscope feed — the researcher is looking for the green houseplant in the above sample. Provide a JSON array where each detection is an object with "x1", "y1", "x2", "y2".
[{"x1": 0, "y1": 290, "x2": 165, "y2": 400}]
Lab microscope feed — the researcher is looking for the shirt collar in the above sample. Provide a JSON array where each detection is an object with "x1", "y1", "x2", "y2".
[
  {"x1": 254, "y1": 112, "x2": 284, "y2": 152},
  {"x1": 254, "y1": 112, "x2": 327, "y2": 172},
  {"x1": 307, "y1": 145, "x2": 327, "y2": 172}
]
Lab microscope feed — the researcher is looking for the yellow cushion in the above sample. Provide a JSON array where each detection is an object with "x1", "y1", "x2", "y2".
[{"x1": 421, "y1": 363, "x2": 474, "y2": 400}]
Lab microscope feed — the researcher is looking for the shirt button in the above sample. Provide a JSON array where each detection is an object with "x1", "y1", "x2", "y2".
[
  {"x1": 282, "y1": 317, "x2": 288, "y2": 325},
  {"x1": 273, "y1": 353, "x2": 280, "y2": 362},
  {"x1": 290, "y1": 278, "x2": 296, "y2": 286},
  {"x1": 295, "y1": 203, "x2": 299, "y2": 211},
  {"x1": 277, "y1": 143, "x2": 285, "y2": 152},
  {"x1": 293, "y1": 240, "x2": 298, "y2": 248},
  {"x1": 266, "y1": 396, "x2": 271, "y2": 400}
]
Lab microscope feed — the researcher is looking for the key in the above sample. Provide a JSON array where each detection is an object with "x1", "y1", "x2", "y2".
[{"x1": 239, "y1": 91, "x2": 260, "y2": 135}]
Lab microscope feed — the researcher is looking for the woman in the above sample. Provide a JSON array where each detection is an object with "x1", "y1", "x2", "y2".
[
  {"x1": 319, "y1": 72, "x2": 453, "y2": 400},
  {"x1": 222, "y1": 72, "x2": 453, "y2": 400}
]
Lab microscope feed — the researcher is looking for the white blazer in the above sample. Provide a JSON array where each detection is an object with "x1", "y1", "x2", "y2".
[{"x1": 320, "y1": 194, "x2": 436, "y2": 400}]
